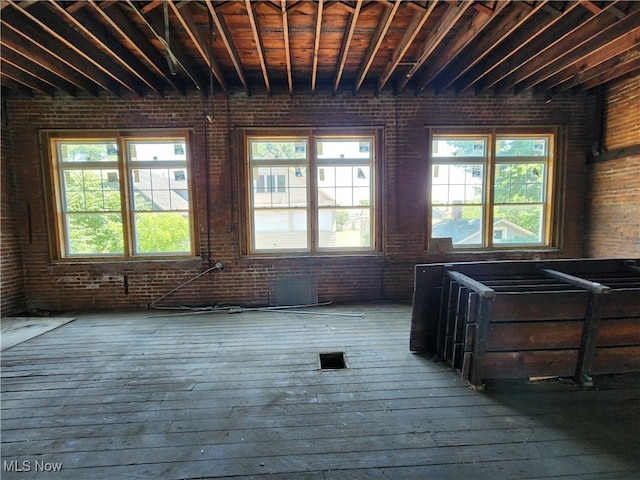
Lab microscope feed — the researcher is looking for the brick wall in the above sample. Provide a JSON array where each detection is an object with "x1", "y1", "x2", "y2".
[
  {"x1": 586, "y1": 76, "x2": 640, "y2": 258},
  {"x1": 1, "y1": 89, "x2": 594, "y2": 312},
  {"x1": 1, "y1": 97, "x2": 27, "y2": 315}
]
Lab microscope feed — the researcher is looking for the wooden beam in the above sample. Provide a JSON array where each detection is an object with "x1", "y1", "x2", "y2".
[
  {"x1": 88, "y1": 0, "x2": 185, "y2": 95},
  {"x1": 141, "y1": 0, "x2": 162, "y2": 14},
  {"x1": 0, "y1": 44, "x2": 77, "y2": 96},
  {"x1": 464, "y1": 0, "x2": 584, "y2": 95},
  {"x1": 433, "y1": 1, "x2": 549, "y2": 95},
  {"x1": 245, "y1": 0, "x2": 271, "y2": 95},
  {"x1": 333, "y1": 0, "x2": 361, "y2": 94},
  {"x1": 168, "y1": 0, "x2": 228, "y2": 94},
  {"x1": 494, "y1": 1, "x2": 628, "y2": 93},
  {"x1": 2, "y1": 3, "x2": 122, "y2": 96},
  {"x1": 48, "y1": 0, "x2": 164, "y2": 95},
  {"x1": 205, "y1": 0, "x2": 250, "y2": 94},
  {"x1": 0, "y1": 61, "x2": 56, "y2": 96},
  {"x1": 354, "y1": 0, "x2": 401, "y2": 93},
  {"x1": 376, "y1": 0, "x2": 438, "y2": 94},
  {"x1": 575, "y1": 56, "x2": 640, "y2": 93},
  {"x1": 281, "y1": 0, "x2": 293, "y2": 94},
  {"x1": 396, "y1": 0, "x2": 472, "y2": 93},
  {"x1": 311, "y1": 0, "x2": 324, "y2": 93},
  {"x1": 0, "y1": 28, "x2": 100, "y2": 95},
  {"x1": 514, "y1": 6, "x2": 640, "y2": 93},
  {"x1": 415, "y1": 0, "x2": 511, "y2": 94},
  {"x1": 580, "y1": 0, "x2": 602, "y2": 15}
]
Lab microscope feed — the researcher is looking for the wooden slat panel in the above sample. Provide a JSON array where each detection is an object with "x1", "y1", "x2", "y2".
[
  {"x1": 491, "y1": 291, "x2": 590, "y2": 322},
  {"x1": 592, "y1": 346, "x2": 640, "y2": 374},
  {"x1": 483, "y1": 351, "x2": 578, "y2": 378},
  {"x1": 597, "y1": 318, "x2": 640, "y2": 346},
  {"x1": 602, "y1": 289, "x2": 640, "y2": 318},
  {"x1": 487, "y1": 321, "x2": 584, "y2": 351}
]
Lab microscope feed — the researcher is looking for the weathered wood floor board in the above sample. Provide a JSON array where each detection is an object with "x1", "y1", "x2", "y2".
[{"x1": 2, "y1": 303, "x2": 639, "y2": 479}]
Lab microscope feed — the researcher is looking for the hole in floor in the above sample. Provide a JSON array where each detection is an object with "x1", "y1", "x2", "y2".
[{"x1": 319, "y1": 352, "x2": 347, "y2": 370}]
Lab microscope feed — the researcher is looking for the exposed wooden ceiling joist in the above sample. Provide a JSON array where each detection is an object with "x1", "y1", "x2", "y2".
[{"x1": 0, "y1": 0, "x2": 636, "y2": 98}]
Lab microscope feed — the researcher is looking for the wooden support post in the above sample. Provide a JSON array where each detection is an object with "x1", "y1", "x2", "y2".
[{"x1": 574, "y1": 290, "x2": 608, "y2": 386}]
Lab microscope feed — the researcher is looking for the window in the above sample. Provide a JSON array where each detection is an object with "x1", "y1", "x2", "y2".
[
  {"x1": 245, "y1": 129, "x2": 378, "y2": 253},
  {"x1": 43, "y1": 130, "x2": 196, "y2": 259},
  {"x1": 428, "y1": 128, "x2": 557, "y2": 249}
]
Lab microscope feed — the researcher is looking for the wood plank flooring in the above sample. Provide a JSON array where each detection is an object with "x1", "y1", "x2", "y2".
[{"x1": 2, "y1": 303, "x2": 639, "y2": 479}]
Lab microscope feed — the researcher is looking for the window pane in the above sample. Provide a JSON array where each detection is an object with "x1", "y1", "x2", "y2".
[
  {"x1": 59, "y1": 142, "x2": 117, "y2": 163},
  {"x1": 493, "y1": 205, "x2": 543, "y2": 244},
  {"x1": 494, "y1": 163, "x2": 545, "y2": 203},
  {"x1": 66, "y1": 213, "x2": 124, "y2": 255},
  {"x1": 317, "y1": 140, "x2": 371, "y2": 159},
  {"x1": 62, "y1": 169, "x2": 121, "y2": 212},
  {"x1": 129, "y1": 142, "x2": 186, "y2": 162},
  {"x1": 131, "y1": 168, "x2": 189, "y2": 211},
  {"x1": 253, "y1": 209, "x2": 308, "y2": 250},
  {"x1": 431, "y1": 205, "x2": 483, "y2": 247},
  {"x1": 319, "y1": 208, "x2": 371, "y2": 248},
  {"x1": 134, "y1": 212, "x2": 191, "y2": 254},
  {"x1": 253, "y1": 167, "x2": 307, "y2": 208},
  {"x1": 432, "y1": 139, "x2": 486, "y2": 157},
  {"x1": 431, "y1": 164, "x2": 483, "y2": 205},
  {"x1": 496, "y1": 138, "x2": 547, "y2": 156},
  {"x1": 250, "y1": 140, "x2": 307, "y2": 160}
]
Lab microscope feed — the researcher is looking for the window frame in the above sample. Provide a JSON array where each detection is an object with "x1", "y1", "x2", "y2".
[
  {"x1": 426, "y1": 126, "x2": 560, "y2": 251},
  {"x1": 241, "y1": 127, "x2": 382, "y2": 256},
  {"x1": 41, "y1": 129, "x2": 198, "y2": 261}
]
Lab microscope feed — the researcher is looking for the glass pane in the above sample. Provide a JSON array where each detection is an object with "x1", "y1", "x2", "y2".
[
  {"x1": 317, "y1": 140, "x2": 371, "y2": 159},
  {"x1": 431, "y1": 164, "x2": 483, "y2": 205},
  {"x1": 431, "y1": 205, "x2": 483, "y2": 247},
  {"x1": 134, "y1": 212, "x2": 191, "y2": 254},
  {"x1": 318, "y1": 166, "x2": 370, "y2": 207},
  {"x1": 62, "y1": 169, "x2": 121, "y2": 212},
  {"x1": 496, "y1": 138, "x2": 547, "y2": 156},
  {"x1": 66, "y1": 213, "x2": 124, "y2": 255},
  {"x1": 319, "y1": 208, "x2": 371, "y2": 248},
  {"x1": 129, "y1": 142, "x2": 186, "y2": 162},
  {"x1": 432, "y1": 138, "x2": 486, "y2": 157},
  {"x1": 253, "y1": 209, "x2": 308, "y2": 250},
  {"x1": 58, "y1": 142, "x2": 117, "y2": 163},
  {"x1": 253, "y1": 167, "x2": 307, "y2": 208},
  {"x1": 131, "y1": 168, "x2": 189, "y2": 211},
  {"x1": 494, "y1": 163, "x2": 545, "y2": 203},
  {"x1": 493, "y1": 205, "x2": 543, "y2": 244},
  {"x1": 250, "y1": 140, "x2": 307, "y2": 160}
]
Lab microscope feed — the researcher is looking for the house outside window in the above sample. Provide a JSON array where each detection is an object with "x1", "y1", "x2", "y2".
[
  {"x1": 42, "y1": 129, "x2": 196, "y2": 259},
  {"x1": 427, "y1": 127, "x2": 558, "y2": 250},
  {"x1": 245, "y1": 129, "x2": 378, "y2": 254}
]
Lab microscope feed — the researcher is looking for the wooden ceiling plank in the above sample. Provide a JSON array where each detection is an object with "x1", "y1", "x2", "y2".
[
  {"x1": 466, "y1": 1, "x2": 585, "y2": 95},
  {"x1": 333, "y1": 0, "x2": 362, "y2": 94},
  {"x1": 48, "y1": 0, "x2": 165, "y2": 95},
  {"x1": 88, "y1": 0, "x2": 185, "y2": 95},
  {"x1": 574, "y1": 55, "x2": 640, "y2": 93},
  {"x1": 0, "y1": 61, "x2": 56, "y2": 96},
  {"x1": 532, "y1": 26, "x2": 640, "y2": 95},
  {"x1": 433, "y1": 0, "x2": 549, "y2": 95},
  {"x1": 0, "y1": 44, "x2": 78, "y2": 96},
  {"x1": 512, "y1": 5, "x2": 640, "y2": 94},
  {"x1": 396, "y1": 0, "x2": 473, "y2": 93},
  {"x1": 1, "y1": 28, "x2": 101, "y2": 96},
  {"x1": 286, "y1": 1, "x2": 305, "y2": 14},
  {"x1": 416, "y1": 0, "x2": 511, "y2": 94},
  {"x1": 168, "y1": 0, "x2": 229, "y2": 94},
  {"x1": 65, "y1": 1, "x2": 85, "y2": 14},
  {"x1": 311, "y1": 0, "x2": 324, "y2": 93},
  {"x1": 0, "y1": 11, "x2": 121, "y2": 96},
  {"x1": 245, "y1": 0, "x2": 271, "y2": 95},
  {"x1": 376, "y1": 0, "x2": 438, "y2": 95},
  {"x1": 548, "y1": 46, "x2": 640, "y2": 96},
  {"x1": 493, "y1": 0, "x2": 627, "y2": 94},
  {"x1": 580, "y1": 1, "x2": 602, "y2": 15},
  {"x1": 6, "y1": 0, "x2": 141, "y2": 95},
  {"x1": 353, "y1": 0, "x2": 401, "y2": 93},
  {"x1": 205, "y1": 0, "x2": 250, "y2": 94},
  {"x1": 281, "y1": 0, "x2": 293, "y2": 94},
  {"x1": 125, "y1": 0, "x2": 204, "y2": 92}
]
